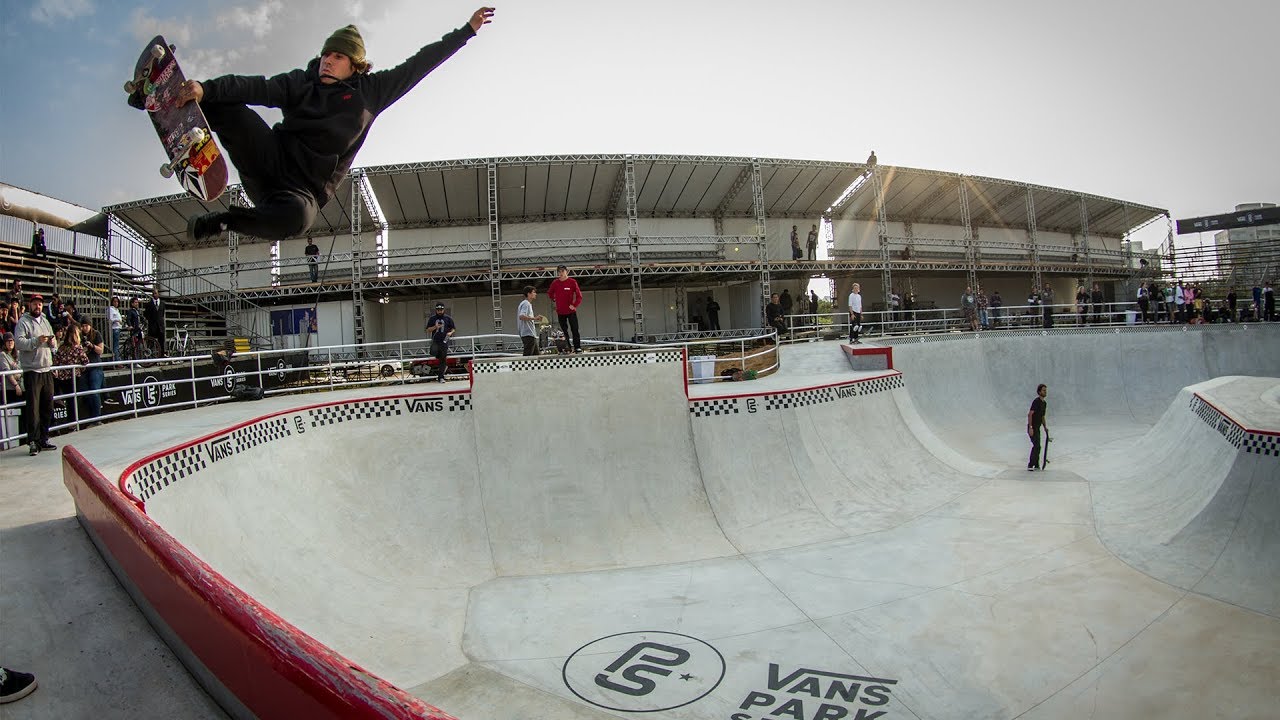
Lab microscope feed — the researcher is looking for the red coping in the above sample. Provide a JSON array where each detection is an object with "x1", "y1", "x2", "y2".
[
  {"x1": 62, "y1": 446, "x2": 459, "y2": 720},
  {"x1": 840, "y1": 343, "x2": 894, "y2": 370}
]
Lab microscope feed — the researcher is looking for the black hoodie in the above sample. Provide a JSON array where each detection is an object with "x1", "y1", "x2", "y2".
[{"x1": 201, "y1": 24, "x2": 475, "y2": 203}]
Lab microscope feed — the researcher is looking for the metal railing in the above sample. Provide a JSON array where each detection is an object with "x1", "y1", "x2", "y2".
[
  {"x1": 0, "y1": 331, "x2": 780, "y2": 449},
  {"x1": 778, "y1": 301, "x2": 1180, "y2": 342}
]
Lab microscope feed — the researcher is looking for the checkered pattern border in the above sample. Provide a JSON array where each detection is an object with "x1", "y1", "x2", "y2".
[
  {"x1": 690, "y1": 374, "x2": 904, "y2": 417},
  {"x1": 1242, "y1": 433, "x2": 1280, "y2": 457},
  {"x1": 125, "y1": 393, "x2": 474, "y2": 504},
  {"x1": 1189, "y1": 394, "x2": 1280, "y2": 458},
  {"x1": 309, "y1": 399, "x2": 403, "y2": 428},
  {"x1": 128, "y1": 445, "x2": 206, "y2": 503},
  {"x1": 231, "y1": 417, "x2": 292, "y2": 452},
  {"x1": 690, "y1": 398, "x2": 739, "y2": 417},
  {"x1": 765, "y1": 387, "x2": 837, "y2": 411},
  {"x1": 473, "y1": 350, "x2": 684, "y2": 374}
]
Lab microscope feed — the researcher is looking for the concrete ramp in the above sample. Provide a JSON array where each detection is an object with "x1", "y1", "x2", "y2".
[
  {"x1": 888, "y1": 326, "x2": 1280, "y2": 463},
  {"x1": 141, "y1": 392, "x2": 494, "y2": 687},
  {"x1": 470, "y1": 350, "x2": 736, "y2": 575},
  {"x1": 72, "y1": 329, "x2": 1278, "y2": 720},
  {"x1": 1067, "y1": 377, "x2": 1280, "y2": 616}
]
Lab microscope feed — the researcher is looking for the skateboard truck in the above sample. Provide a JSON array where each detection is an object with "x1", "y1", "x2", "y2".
[
  {"x1": 159, "y1": 127, "x2": 209, "y2": 179},
  {"x1": 124, "y1": 43, "x2": 168, "y2": 95}
]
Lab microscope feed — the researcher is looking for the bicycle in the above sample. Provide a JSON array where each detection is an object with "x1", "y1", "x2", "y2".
[
  {"x1": 167, "y1": 325, "x2": 193, "y2": 357},
  {"x1": 118, "y1": 331, "x2": 152, "y2": 362}
]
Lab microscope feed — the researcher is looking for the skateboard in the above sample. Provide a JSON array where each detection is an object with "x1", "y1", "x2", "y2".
[{"x1": 125, "y1": 35, "x2": 228, "y2": 202}]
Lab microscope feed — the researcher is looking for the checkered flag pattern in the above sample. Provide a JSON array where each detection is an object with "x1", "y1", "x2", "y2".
[
  {"x1": 231, "y1": 417, "x2": 292, "y2": 453},
  {"x1": 765, "y1": 387, "x2": 837, "y2": 411},
  {"x1": 447, "y1": 394, "x2": 471, "y2": 411},
  {"x1": 473, "y1": 350, "x2": 684, "y2": 374},
  {"x1": 309, "y1": 399, "x2": 403, "y2": 428},
  {"x1": 1242, "y1": 433, "x2": 1280, "y2": 457},
  {"x1": 690, "y1": 399, "x2": 739, "y2": 417},
  {"x1": 1188, "y1": 394, "x2": 1279, "y2": 458},
  {"x1": 127, "y1": 445, "x2": 207, "y2": 503},
  {"x1": 1190, "y1": 394, "x2": 1243, "y2": 450}
]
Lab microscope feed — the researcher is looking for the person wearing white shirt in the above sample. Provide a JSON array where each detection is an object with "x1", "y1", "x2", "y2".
[
  {"x1": 107, "y1": 296, "x2": 124, "y2": 359},
  {"x1": 847, "y1": 283, "x2": 863, "y2": 344},
  {"x1": 1136, "y1": 283, "x2": 1150, "y2": 324},
  {"x1": 516, "y1": 285, "x2": 546, "y2": 356}
]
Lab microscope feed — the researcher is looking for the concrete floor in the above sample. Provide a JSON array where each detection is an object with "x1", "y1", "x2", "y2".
[{"x1": 3, "y1": 327, "x2": 1279, "y2": 719}]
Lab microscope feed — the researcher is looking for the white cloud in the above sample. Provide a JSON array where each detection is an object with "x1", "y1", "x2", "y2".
[
  {"x1": 127, "y1": 7, "x2": 191, "y2": 47},
  {"x1": 29, "y1": 0, "x2": 92, "y2": 24},
  {"x1": 219, "y1": 1, "x2": 284, "y2": 40}
]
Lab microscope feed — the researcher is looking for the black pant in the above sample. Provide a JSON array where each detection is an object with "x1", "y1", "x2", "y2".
[
  {"x1": 149, "y1": 323, "x2": 166, "y2": 357},
  {"x1": 558, "y1": 312, "x2": 581, "y2": 351},
  {"x1": 707, "y1": 312, "x2": 720, "y2": 331},
  {"x1": 807, "y1": 246, "x2": 816, "y2": 261},
  {"x1": 849, "y1": 311, "x2": 862, "y2": 341},
  {"x1": 521, "y1": 335, "x2": 540, "y2": 356},
  {"x1": 205, "y1": 104, "x2": 320, "y2": 240},
  {"x1": 1029, "y1": 424, "x2": 1043, "y2": 469},
  {"x1": 768, "y1": 317, "x2": 786, "y2": 339},
  {"x1": 1043, "y1": 305, "x2": 1053, "y2": 328},
  {"x1": 1267, "y1": 300, "x2": 1276, "y2": 321},
  {"x1": 430, "y1": 340, "x2": 449, "y2": 379},
  {"x1": 1138, "y1": 297, "x2": 1150, "y2": 323},
  {"x1": 22, "y1": 371, "x2": 54, "y2": 446}
]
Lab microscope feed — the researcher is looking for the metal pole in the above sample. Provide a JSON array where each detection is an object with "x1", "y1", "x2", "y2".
[
  {"x1": 751, "y1": 159, "x2": 769, "y2": 323},
  {"x1": 625, "y1": 156, "x2": 644, "y2": 341}
]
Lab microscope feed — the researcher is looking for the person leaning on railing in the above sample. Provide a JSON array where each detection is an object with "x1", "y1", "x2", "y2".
[
  {"x1": 126, "y1": 297, "x2": 144, "y2": 349},
  {"x1": 1, "y1": 332, "x2": 22, "y2": 401},
  {"x1": 79, "y1": 318, "x2": 105, "y2": 423},
  {"x1": 52, "y1": 324, "x2": 88, "y2": 423}
]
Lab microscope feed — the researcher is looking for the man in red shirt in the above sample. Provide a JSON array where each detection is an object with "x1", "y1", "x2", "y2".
[{"x1": 548, "y1": 265, "x2": 583, "y2": 353}]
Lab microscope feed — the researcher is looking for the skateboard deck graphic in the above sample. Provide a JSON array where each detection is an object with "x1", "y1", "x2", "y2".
[{"x1": 127, "y1": 35, "x2": 228, "y2": 202}]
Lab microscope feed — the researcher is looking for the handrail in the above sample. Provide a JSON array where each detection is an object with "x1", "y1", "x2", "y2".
[
  {"x1": 146, "y1": 255, "x2": 272, "y2": 348},
  {"x1": 0, "y1": 330, "x2": 782, "y2": 448}
]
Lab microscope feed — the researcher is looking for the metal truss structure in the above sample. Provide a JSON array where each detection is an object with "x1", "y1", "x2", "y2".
[{"x1": 102, "y1": 154, "x2": 1173, "y2": 325}]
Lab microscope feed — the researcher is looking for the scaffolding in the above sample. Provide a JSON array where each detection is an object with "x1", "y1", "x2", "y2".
[{"x1": 102, "y1": 154, "x2": 1173, "y2": 334}]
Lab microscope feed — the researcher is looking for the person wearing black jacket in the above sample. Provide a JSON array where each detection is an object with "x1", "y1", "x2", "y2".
[
  {"x1": 174, "y1": 7, "x2": 495, "y2": 242},
  {"x1": 144, "y1": 289, "x2": 166, "y2": 357},
  {"x1": 765, "y1": 293, "x2": 786, "y2": 339}
]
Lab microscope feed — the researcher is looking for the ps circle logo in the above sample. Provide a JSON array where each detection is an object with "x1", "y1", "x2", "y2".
[
  {"x1": 143, "y1": 375, "x2": 160, "y2": 407},
  {"x1": 562, "y1": 631, "x2": 725, "y2": 713}
]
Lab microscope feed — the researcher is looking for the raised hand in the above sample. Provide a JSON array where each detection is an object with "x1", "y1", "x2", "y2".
[{"x1": 470, "y1": 6, "x2": 495, "y2": 33}]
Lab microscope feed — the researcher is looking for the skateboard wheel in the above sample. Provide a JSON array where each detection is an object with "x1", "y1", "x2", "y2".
[
  {"x1": 160, "y1": 163, "x2": 174, "y2": 179},
  {"x1": 124, "y1": 80, "x2": 136, "y2": 94},
  {"x1": 150, "y1": 44, "x2": 165, "y2": 60}
]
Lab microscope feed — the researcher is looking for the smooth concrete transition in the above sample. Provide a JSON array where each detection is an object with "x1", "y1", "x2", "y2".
[{"x1": 5, "y1": 325, "x2": 1280, "y2": 719}]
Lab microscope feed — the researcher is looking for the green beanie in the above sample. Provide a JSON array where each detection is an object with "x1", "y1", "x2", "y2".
[{"x1": 322, "y1": 25, "x2": 366, "y2": 66}]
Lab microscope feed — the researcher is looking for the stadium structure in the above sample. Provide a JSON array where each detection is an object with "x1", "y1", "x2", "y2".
[{"x1": 94, "y1": 154, "x2": 1172, "y2": 350}]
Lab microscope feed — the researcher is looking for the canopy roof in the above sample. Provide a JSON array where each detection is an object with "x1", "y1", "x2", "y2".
[
  {"x1": 832, "y1": 165, "x2": 1165, "y2": 238},
  {"x1": 105, "y1": 154, "x2": 1166, "y2": 250}
]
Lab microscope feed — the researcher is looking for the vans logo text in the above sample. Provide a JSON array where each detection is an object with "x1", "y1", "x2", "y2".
[
  {"x1": 404, "y1": 398, "x2": 444, "y2": 413},
  {"x1": 208, "y1": 435, "x2": 235, "y2": 462}
]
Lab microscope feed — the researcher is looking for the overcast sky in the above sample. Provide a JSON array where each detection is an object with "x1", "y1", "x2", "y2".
[{"x1": 2, "y1": 0, "x2": 1276, "y2": 250}]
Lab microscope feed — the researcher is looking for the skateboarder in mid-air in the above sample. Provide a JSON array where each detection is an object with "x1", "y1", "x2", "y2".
[{"x1": 176, "y1": 7, "x2": 495, "y2": 242}]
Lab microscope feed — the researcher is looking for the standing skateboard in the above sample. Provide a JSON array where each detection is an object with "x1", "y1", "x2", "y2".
[{"x1": 125, "y1": 35, "x2": 228, "y2": 202}]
